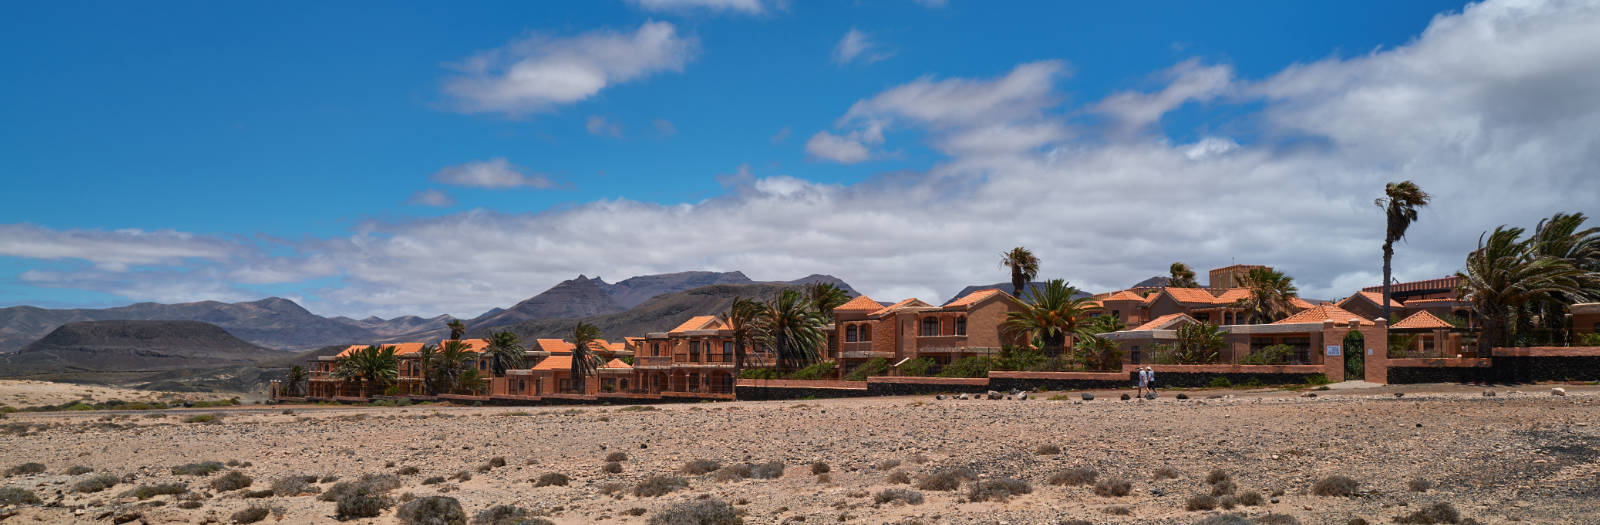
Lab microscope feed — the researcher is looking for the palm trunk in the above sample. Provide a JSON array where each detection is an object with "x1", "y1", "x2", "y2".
[
  {"x1": 1042, "y1": 332, "x2": 1067, "y2": 360},
  {"x1": 1382, "y1": 243, "x2": 1394, "y2": 322},
  {"x1": 733, "y1": 339, "x2": 746, "y2": 377}
]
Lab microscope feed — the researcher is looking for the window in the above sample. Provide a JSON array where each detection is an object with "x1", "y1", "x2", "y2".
[
  {"x1": 955, "y1": 317, "x2": 967, "y2": 336},
  {"x1": 921, "y1": 317, "x2": 940, "y2": 337},
  {"x1": 722, "y1": 341, "x2": 733, "y2": 362},
  {"x1": 861, "y1": 325, "x2": 871, "y2": 341},
  {"x1": 689, "y1": 341, "x2": 701, "y2": 362},
  {"x1": 652, "y1": 343, "x2": 661, "y2": 356},
  {"x1": 845, "y1": 325, "x2": 858, "y2": 342},
  {"x1": 1112, "y1": 310, "x2": 1121, "y2": 320}
]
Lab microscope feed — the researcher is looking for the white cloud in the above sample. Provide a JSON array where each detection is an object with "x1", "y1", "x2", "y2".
[
  {"x1": 769, "y1": 126, "x2": 791, "y2": 144},
  {"x1": 7, "y1": 0, "x2": 1600, "y2": 317},
  {"x1": 1093, "y1": 58, "x2": 1234, "y2": 130},
  {"x1": 804, "y1": 123, "x2": 883, "y2": 163},
  {"x1": 586, "y1": 115, "x2": 624, "y2": 137},
  {"x1": 430, "y1": 158, "x2": 553, "y2": 189},
  {"x1": 406, "y1": 189, "x2": 456, "y2": 207},
  {"x1": 0, "y1": 225, "x2": 234, "y2": 271},
  {"x1": 653, "y1": 118, "x2": 678, "y2": 137},
  {"x1": 833, "y1": 28, "x2": 893, "y2": 65},
  {"x1": 442, "y1": 21, "x2": 698, "y2": 116},
  {"x1": 629, "y1": 0, "x2": 766, "y2": 14}
]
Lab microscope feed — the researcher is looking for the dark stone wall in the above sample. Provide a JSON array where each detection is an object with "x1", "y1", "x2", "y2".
[
  {"x1": 987, "y1": 377, "x2": 1128, "y2": 392},
  {"x1": 865, "y1": 380, "x2": 994, "y2": 397},
  {"x1": 1386, "y1": 367, "x2": 1479, "y2": 384},
  {"x1": 1490, "y1": 356, "x2": 1600, "y2": 383},
  {"x1": 1144, "y1": 372, "x2": 1321, "y2": 388},
  {"x1": 735, "y1": 385, "x2": 871, "y2": 401}
]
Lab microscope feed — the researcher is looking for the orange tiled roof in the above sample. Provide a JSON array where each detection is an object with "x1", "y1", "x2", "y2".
[
  {"x1": 870, "y1": 298, "x2": 931, "y2": 317},
  {"x1": 1211, "y1": 288, "x2": 1252, "y2": 304},
  {"x1": 601, "y1": 358, "x2": 631, "y2": 369},
  {"x1": 944, "y1": 288, "x2": 1005, "y2": 308},
  {"x1": 669, "y1": 315, "x2": 725, "y2": 333},
  {"x1": 1272, "y1": 305, "x2": 1373, "y2": 326},
  {"x1": 1161, "y1": 287, "x2": 1221, "y2": 304},
  {"x1": 1289, "y1": 297, "x2": 1317, "y2": 310},
  {"x1": 438, "y1": 338, "x2": 490, "y2": 352},
  {"x1": 1130, "y1": 313, "x2": 1199, "y2": 332},
  {"x1": 338, "y1": 342, "x2": 426, "y2": 358},
  {"x1": 1392, "y1": 310, "x2": 1455, "y2": 330},
  {"x1": 833, "y1": 295, "x2": 882, "y2": 312},
  {"x1": 1103, "y1": 290, "x2": 1147, "y2": 302},
  {"x1": 534, "y1": 339, "x2": 576, "y2": 354},
  {"x1": 532, "y1": 354, "x2": 572, "y2": 371},
  {"x1": 1342, "y1": 291, "x2": 1405, "y2": 309}
]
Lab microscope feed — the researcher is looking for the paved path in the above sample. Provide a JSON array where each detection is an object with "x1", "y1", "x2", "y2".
[{"x1": 1323, "y1": 380, "x2": 1384, "y2": 390}]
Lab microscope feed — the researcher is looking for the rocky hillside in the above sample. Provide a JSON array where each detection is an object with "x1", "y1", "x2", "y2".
[
  {"x1": 0, "y1": 320, "x2": 287, "y2": 375},
  {"x1": 494, "y1": 283, "x2": 800, "y2": 341},
  {"x1": 0, "y1": 297, "x2": 378, "y2": 352}
]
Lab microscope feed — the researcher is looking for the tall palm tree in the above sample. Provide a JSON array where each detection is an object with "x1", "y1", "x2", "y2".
[
  {"x1": 1376, "y1": 180, "x2": 1431, "y2": 321},
  {"x1": 1457, "y1": 226, "x2": 1586, "y2": 353},
  {"x1": 446, "y1": 319, "x2": 466, "y2": 340},
  {"x1": 1527, "y1": 212, "x2": 1600, "y2": 342},
  {"x1": 414, "y1": 343, "x2": 439, "y2": 395},
  {"x1": 435, "y1": 339, "x2": 477, "y2": 394},
  {"x1": 568, "y1": 322, "x2": 603, "y2": 394},
  {"x1": 1001, "y1": 279, "x2": 1097, "y2": 360},
  {"x1": 802, "y1": 282, "x2": 851, "y2": 315},
  {"x1": 757, "y1": 288, "x2": 827, "y2": 372},
  {"x1": 1168, "y1": 323, "x2": 1225, "y2": 364},
  {"x1": 283, "y1": 365, "x2": 307, "y2": 397},
  {"x1": 333, "y1": 345, "x2": 399, "y2": 398},
  {"x1": 1000, "y1": 247, "x2": 1041, "y2": 299},
  {"x1": 1168, "y1": 262, "x2": 1200, "y2": 288},
  {"x1": 724, "y1": 297, "x2": 765, "y2": 375},
  {"x1": 1236, "y1": 267, "x2": 1299, "y2": 324},
  {"x1": 483, "y1": 331, "x2": 525, "y2": 376}
]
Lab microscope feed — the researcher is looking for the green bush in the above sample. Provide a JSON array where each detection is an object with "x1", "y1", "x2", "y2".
[
  {"x1": 1240, "y1": 344, "x2": 1295, "y2": 365},
  {"x1": 786, "y1": 361, "x2": 837, "y2": 380},
  {"x1": 183, "y1": 414, "x2": 219, "y2": 424},
  {"x1": 994, "y1": 346, "x2": 1045, "y2": 371},
  {"x1": 844, "y1": 358, "x2": 889, "y2": 381},
  {"x1": 73, "y1": 474, "x2": 121, "y2": 493},
  {"x1": 937, "y1": 356, "x2": 996, "y2": 378},
  {"x1": 1305, "y1": 374, "x2": 1330, "y2": 386},
  {"x1": 1579, "y1": 332, "x2": 1600, "y2": 346},
  {"x1": 0, "y1": 487, "x2": 41, "y2": 505},
  {"x1": 897, "y1": 357, "x2": 937, "y2": 376},
  {"x1": 1207, "y1": 377, "x2": 1233, "y2": 388},
  {"x1": 737, "y1": 368, "x2": 778, "y2": 380}
]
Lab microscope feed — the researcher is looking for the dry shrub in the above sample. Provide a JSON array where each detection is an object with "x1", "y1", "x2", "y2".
[
  {"x1": 874, "y1": 488, "x2": 924, "y2": 505},
  {"x1": 396, "y1": 495, "x2": 465, "y2": 525},
  {"x1": 1035, "y1": 444, "x2": 1062, "y2": 455},
  {"x1": 65, "y1": 466, "x2": 94, "y2": 475},
  {"x1": 475, "y1": 504, "x2": 546, "y2": 525},
  {"x1": 1218, "y1": 494, "x2": 1238, "y2": 509},
  {"x1": 124, "y1": 483, "x2": 187, "y2": 500},
  {"x1": 1206, "y1": 469, "x2": 1232, "y2": 485},
  {"x1": 749, "y1": 461, "x2": 784, "y2": 479},
  {"x1": 1186, "y1": 494, "x2": 1218, "y2": 511},
  {"x1": 318, "y1": 474, "x2": 400, "y2": 502},
  {"x1": 1211, "y1": 479, "x2": 1237, "y2": 496},
  {"x1": 5, "y1": 463, "x2": 46, "y2": 477},
  {"x1": 968, "y1": 478, "x2": 1032, "y2": 502},
  {"x1": 1048, "y1": 467, "x2": 1097, "y2": 486},
  {"x1": 633, "y1": 476, "x2": 688, "y2": 497},
  {"x1": 335, "y1": 487, "x2": 391, "y2": 520},
  {"x1": 1154, "y1": 466, "x2": 1181, "y2": 480},
  {"x1": 1094, "y1": 477, "x2": 1132, "y2": 497},
  {"x1": 1395, "y1": 502, "x2": 1461, "y2": 524},
  {"x1": 210, "y1": 471, "x2": 252, "y2": 491},
  {"x1": 917, "y1": 467, "x2": 977, "y2": 491},
  {"x1": 681, "y1": 459, "x2": 721, "y2": 475},
  {"x1": 422, "y1": 476, "x2": 446, "y2": 485},
  {"x1": 605, "y1": 452, "x2": 628, "y2": 462},
  {"x1": 0, "y1": 487, "x2": 41, "y2": 505},
  {"x1": 713, "y1": 464, "x2": 752, "y2": 482},
  {"x1": 533, "y1": 473, "x2": 569, "y2": 487},
  {"x1": 487, "y1": 457, "x2": 507, "y2": 468},
  {"x1": 875, "y1": 459, "x2": 901, "y2": 471},
  {"x1": 177, "y1": 501, "x2": 203, "y2": 510},
  {"x1": 397, "y1": 466, "x2": 420, "y2": 476},
  {"x1": 1408, "y1": 478, "x2": 1434, "y2": 492},
  {"x1": 648, "y1": 499, "x2": 742, "y2": 525},
  {"x1": 73, "y1": 474, "x2": 120, "y2": 493},
  {"x1": 1194, "y1": 515, "x2": 1251, "y2": 525},
  {"x1": 815, "y1": 473, "x2": 831, "y2": 484},
  {"x1": 1311, "y1": 475, "x2": 1360, "y2": 497},
  {"x1": 602, "y1": 461, "x2": 623, "y2": 474},
  {"x1": 1102, "y1": 506, "x2": 1132, "y2": 516},
  {"x1": 243, "y1": 489, "x2": 274, "y2": 498},
  {"x1": 230, "y1": 506, "x2": 270, "y2": 524},
  {"x1": 171, "y1": 461, "x2": 225, "y2": 476},
  {"x1": 450, "y1": 471, "x2": 472, "y2": 482},
  {"x1": 598, "y1": 482, "x2": 627, "y2": 496},
  {"x1": 886, "y1": 470, "x2": 911, "y2": 484},
  {"x1": 1254, "y1": 515, "x2": 1303, "y2": 525},
  {"x1": 907, "y1": 453, "x2": 928, "y2": 464},
  {"x1": 810, "y1": 462, "x2": 830, "y2": 475},
  {"x1": 1236, "y1": 490, "x2": 1265, "y2": 506}
]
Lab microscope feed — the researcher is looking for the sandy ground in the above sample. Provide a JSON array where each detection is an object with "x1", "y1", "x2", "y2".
[
  {"x1": 2, "y1": 382, "x2": 1598, "y2": 524},
  {"x1": 0, "y1": 380, "x2": 238, "y2": 409}
]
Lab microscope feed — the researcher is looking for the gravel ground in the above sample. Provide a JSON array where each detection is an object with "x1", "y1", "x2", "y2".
[{"x1": 1, "y1": 383, "x2": 1597, "y2": 524}]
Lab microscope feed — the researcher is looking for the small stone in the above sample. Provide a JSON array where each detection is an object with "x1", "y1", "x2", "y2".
[
  {"x1": 1016, "y1": 392, "x2": 1028, "y2": 401},
  {"x1": 1301, "y1": 393, "x2": 1317, "y2": 398},
  {"x1": 1081, "y1": 393, "x2": 1094, "y2": 401},
  {"x1": 1394, "y1": 392, "x2": 1405, "y2": 398},
  {"x1": 1120, "y1": 393, "x2": 1131, "y2": 401},
  {"x1": 1176, "y1": 393, "x2": 1189, "y2": 400},
  {"x1": 986, "y1": 391, "x2": 1004, "y2": 400},
  {"x1": 1270, "y1": 497, "x2": 1280, "y2": 504},
  {"x1": 1483, "y1": 390, "x2": 1496, "y2": 397},
  {"x1": 935, "y1": 395, "x2": 945, "y2": 400},
  {"x1": 1552, "y1": 387, "x2": 1566, "y2": 396}
]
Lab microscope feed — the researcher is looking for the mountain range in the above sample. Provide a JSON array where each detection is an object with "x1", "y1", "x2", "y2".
[{"x1": 0, "y1": 320, "x2": 283, "y2": 375}]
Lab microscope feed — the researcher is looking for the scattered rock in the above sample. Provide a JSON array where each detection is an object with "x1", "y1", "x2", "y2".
[
  {"x1": 986, "y1": 391, "x2": 1004, "y2": 400},
  {"x1": 1483, "y1": 391, "x2": 1496, "y2": 397},
  {"x1": 1394, "y1": 393, "x2": 1405, "y2": 398},
  {"x1": 1016, "y1": 392, "x2": 1028, "y2": 401},
  {"x1": 1552, "y1": 387, "x2": 1566, "y2": 397},
  {"x1": 935, "y1": 395, "x2": 945, "y2": 400},
  {"x1": 1120, "y1": 394, "x2": 1131, "y2": 401},
  {"x1": 1081, "y1": 393, "x2": 1094, "y2": 401},
  {"x1": 1302, "y1": 393, "x2": 1318, "y2": 398},
  {"x1": 1176, "y1": 394, "x2": 1190, "y2": 400}
]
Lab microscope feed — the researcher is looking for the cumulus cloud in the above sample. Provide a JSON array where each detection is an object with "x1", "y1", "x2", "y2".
[
  {"x1": 586, "y1": 115, "x2": 624, "y2": 137},
  {"x1": 406, "y1": 189, "x2": 456, "y2": 207},
  {"x1": 0, "y1": 225, "x2": 234, "y2": 271},
  {"x1": 629, "y1": 0, "x2": 766, "y2": 14},
  {"x1": 430, "y1": 158, "x2": 553, "y2": 189},
  {"x1": 6, "y1": 0, "x2": 1599, "y2": 317},
  {"x1": 442, "y1": 21, "x2": 698, "y2": 116},
  {"x1": 804, "y1": 130, "x2": 876, "y2": 163},
  {"x1": 1093, "y1": 58, "x2": 1233, "y2": 130},
  {"x1": 833, "y1": 28, "x2": 892, "y2": 65}
]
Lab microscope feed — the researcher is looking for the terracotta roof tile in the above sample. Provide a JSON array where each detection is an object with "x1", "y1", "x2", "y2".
[
  {"x1": 1211, "y1": 288, "x2": 1252, "y2": 304},
  {"x1": 1272, "y1": 305, "x2": 1373, "y2": 326},
  {"x1": 944, "y1": 288, "x2": 1005, "y2": 308},
  {"x1": 534, "y1": 339, "x2": 576, "y2": 354},
  {"x1": 1289, "y1": 297, "x2": 1317, "y2": 310},
  {"x1": 1103, "y1": 290, "x2": 1147, "y2": 302},
  {"x1": 1129, "y1": 313, "x2": 1199, "y2": 331},
  {"x1": 1341, "y1": 291, "x2": 1405, "y2": 309},
  {"x1": 869, "y1": 298, "x2": 931, "y2": 317},
  {"x1": 833, "y1": 295, "x2": 882, "y2": 312},
  {"x1": 532, "y1": 355, "x2": 572, "y2": 371},
  {"x1": 1160, "y1": 287, "x2": 1220, "y2": 304},
  {"x1": 601, "y1": 358, "x2": 631, "y2": 369},
  {"x1": 1392, "y1": 310, "x2": 1456, "y2": 330},
  {"x1": 669, "y1": 315, "x2": 724, "y2": 333}
]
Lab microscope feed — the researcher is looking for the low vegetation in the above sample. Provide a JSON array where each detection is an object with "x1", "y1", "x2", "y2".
[
  {"x1": 0, "y1": 487, "x2": 41, "y2": 505},
  {"x1": 1409, "y1": 478, "x2": 1434, "y2": 492},
  {"x1": 810, "y1": 462, "x2": 830, "y2": 475},
  {"x1": 73, "y1": 474, "x2": 120, "y2": 493},
  {"x1": 749, "y1": 461, "x2": 784, "y2": 479},
  {"x1": 874, "y1": 488, "x2": 925, "y2": 505},
  {"x1": 1034, "y1": 444, "x2": 1062, "y2": 455},
  {"x1": 1094, "y1": 477, "x2": 1132, "y2": 497},
  {"x1": 648, "y1": 499, "x2": 743, "y2": 525},
  {"x1": 1186, "y1": 494, "x2": 1218, "y2": 511},
  {"x1": 1153, "y1": 466, "x2": 1181, "y2": 480},
  {"x1": 633, "y1": 476, "x2": 688, "y2": 497},
  {"x1": 64, "y1": 466, "x2": 94, "y2": 475},
  {"x1": 1311, "y1": 475, "x2": 1360, "y2": 497},
  {"x1": 602, "y1": 461, "x2": 623, "y2": 474},
  {"x1": 533, "y1": 472, "x2": 569, "y2": 487},
  {"x1": 396, "y1": 495, "x2": 466, "y2": 525},
  {"x1": 182, "y1": 414, "x2": 219, "y2": 424},
  {"x1": 271, "y1": 475, "x2": 321, "y2": 496},
  {"x1": 681, "y1": 459, "x2": 721, "y2": 475},
  {"x1": 917, "y1": 467, "x2": 978, "y2": 491},
  {"x1": 123, "y1": 483, "x2": 188, "y2": 500},
  {"x1": 230, "y1": 506, "x2": 271, "y2": 524},
  {"x1": 967, "y1": 477, "x2": 1032, "y2": 502},
  {"x1": 5, "y1": 463, "x2": 45, "y2": 477},
  {"x1": 210, "y1": 471, "x2": 253, "y2": 491},
  {"x1": 605, "y1": 451, "x2": 628, "y2": 462},
  {"x1": 1048, "y1": 467, "x2": 1097, "y2": 486},
  {"x1": 1395, "y1": 502, "x2": 1461, "y2": 524},
  {"x1": 171, "y1": 461, "x2": 225, "y2": 476}
]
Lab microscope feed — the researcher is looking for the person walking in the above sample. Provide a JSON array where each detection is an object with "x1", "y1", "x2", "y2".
[
  {"x1": 1135, "y1": 366, "x2": 1148, "y2": 397},
  {"x1": 1145, "y1": 367, "x2": 1157, "y2": 396}
]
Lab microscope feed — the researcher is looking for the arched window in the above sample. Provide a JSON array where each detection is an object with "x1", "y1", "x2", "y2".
[
  {"x1": 845, "y1": 325, "x2": 859, "y2": 342},
  {"x1": 860, "y1": 325, "x2": 871, "y2": 341},
  {"x1": 955, "y1": 316, "x2": 967, "y2": 336},
  {"x1": 921, "y1": 317, "x2": 939, "y2": 337}
]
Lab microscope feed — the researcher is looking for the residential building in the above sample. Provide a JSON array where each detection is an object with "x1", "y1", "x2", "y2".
[{"x1": 834, "y1": 288, "x2": 1024, "y2": 373}]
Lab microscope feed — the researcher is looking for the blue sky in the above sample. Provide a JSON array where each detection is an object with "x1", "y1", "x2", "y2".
[{"x1": 3, "y1": 0, "x2": 1598, "y2": 317}]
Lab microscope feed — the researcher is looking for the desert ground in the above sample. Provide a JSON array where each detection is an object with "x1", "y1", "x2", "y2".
[
  {"x1": 2, "y1": 382, "x2": 1598, "y2": 524},
  {"x1": 0, "y1": 380, "x2": 240, "y2": 409}
]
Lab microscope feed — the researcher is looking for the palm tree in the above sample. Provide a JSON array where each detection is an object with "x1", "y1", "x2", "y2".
[
  {"x1": 724, "y1": 297, "x2": 765, "y2": 376},
  {"x1": 1376, "y1": 180, "x2": 1431, "y2": 321},
  {"x1": 1001, "y1": 279, "x2": 1097, "y2": 360},
  {"x1": 1168, "y1": 262, "x2": 1200, "y2": 288},
  {"x1": 414, "y1": 343, "x2": 439, "y2": 395},
  {"x1": 1000, "y1": 247, "x2": 1041, "y2": 299},
  {"x1": 757, "y1": 288, "x2": 827, "y2": 372},
  {"x1": 1167, "y1": 323, "x2": 1225, "y2": 364},
  {"x1": 483, "y1": 331, "x2": 526, "y2": 376},
  {"x1": 1457, "y1": 226, "x2": 1586, "y2": 353},
  {"x1": 435, "y1": 339, "x2": 477, "y2": 394},
  {"x1": 1236, "y1": 267, "x2": 1299, "y2": 324},
  {"x1": 446, "y1": 319, "x2": 466, "y2": 340},
  {"x1": 802, "y1": 282, "x2": 851, "y2": 315},
  {"x1": 568, "y1": 322, "x2": 603, "y2": 394},
  {"x1": 333, "y1": 345, "x2": 399, "y2": 398},
  {"x1": 1527, "y1": 212, "x2": 1600, "y2": 342},
  {"x1": 283, "y1": 365, "x2": 307, "y2": 397}
]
